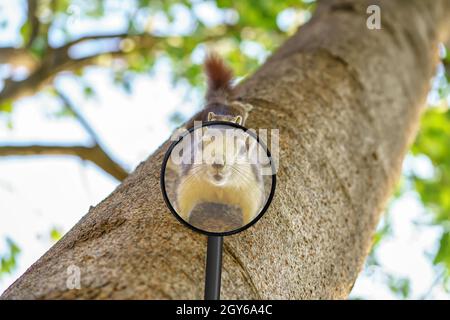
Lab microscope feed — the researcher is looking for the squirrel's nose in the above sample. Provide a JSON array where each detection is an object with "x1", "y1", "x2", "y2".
[{"x1": 212, "y1": 162, "x2": 224, "y2": 170}]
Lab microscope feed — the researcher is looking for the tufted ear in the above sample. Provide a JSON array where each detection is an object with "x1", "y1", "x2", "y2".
[
  {"x1": 235, "y1": 115, "x2": 243, "y2": 125},
  {"x1": 207, "y1": 111, "x2": 215, "y2": 121}
]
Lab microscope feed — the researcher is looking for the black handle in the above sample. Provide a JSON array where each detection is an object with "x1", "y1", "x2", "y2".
[{"x1": 204, "y1": 235, "x2": 223, "y2": 300}]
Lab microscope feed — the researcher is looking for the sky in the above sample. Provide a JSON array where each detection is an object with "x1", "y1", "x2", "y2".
[{"x1": 0, "y1": 0, "x2": 449, "y2": 299}]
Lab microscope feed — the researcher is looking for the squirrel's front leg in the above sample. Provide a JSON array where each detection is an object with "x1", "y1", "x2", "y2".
[
  {"x1": 241, "y1": 202, "x2": 258, "y2": 226},
  {"x1": 177, "y1": 194, "x2": 197, "y2": 223},
  {"x1": 176, "y1": 180, "x2": 199, "y2": 223},
  {"x1": 240, "y1": 190, "x2": 265, "y2": 225}
]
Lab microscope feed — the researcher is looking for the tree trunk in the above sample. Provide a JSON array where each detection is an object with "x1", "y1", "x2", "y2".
[{"x1": 2, "y1": 0, "x2": 450, "y2": 299}]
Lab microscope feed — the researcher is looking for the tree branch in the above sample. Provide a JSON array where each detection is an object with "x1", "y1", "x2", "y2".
[
  {"x1": 0, "y1": 29, "x2": 233, "y2": 104},
  {"x1": 53, "y1": 88, "x2": 129, "y2": 181},
  {"x1": 0, "y1": 1, "x2": 41, "y2": 70},
  {"x1": 26, "y1": 0, "x2": 40, "y2": 48},
  {"x1": 60, "y1": 32, "x2": 153, "y2": 47},
  {"x1": 0, "y1": 144, "x2": 128, "y2": 181},
  {"x1": 55, "y1": 89, "x2": 102, "y2": 145},
  {"x1": 0, "y1": 33, "x2": 160, "y2": 103},
  {"x1": 0, "y1": 71, "x2": 129, "y2": 180},
  {"x1": 0, "y1": 47, "x2": 38, "y2": 70}
]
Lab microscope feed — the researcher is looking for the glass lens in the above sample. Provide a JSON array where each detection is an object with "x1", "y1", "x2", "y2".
[{"x1": 162, "y1": 122, "x2": 275, "y2": 235}]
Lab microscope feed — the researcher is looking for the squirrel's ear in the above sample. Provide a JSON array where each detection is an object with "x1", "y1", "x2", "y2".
[
  {"x1": 235, "y1": 115, "x2": 243, "y2": 125},
  {"x1": 207, "y1": 111, "x2": 215, "y2": 121}
]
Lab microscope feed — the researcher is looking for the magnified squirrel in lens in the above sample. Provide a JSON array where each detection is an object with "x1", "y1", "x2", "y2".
[{"x1": 172, "y1": 53, "x2": 265, "y2": 226}]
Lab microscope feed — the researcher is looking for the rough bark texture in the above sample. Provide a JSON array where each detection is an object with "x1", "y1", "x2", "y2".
[{"x1": 2, "y1": 0, "x2": 450, "y2": 299}]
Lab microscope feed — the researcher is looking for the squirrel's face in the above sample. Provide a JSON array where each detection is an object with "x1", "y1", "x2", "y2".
[{"x1": 200, "y1": 128, "x2": 249, "y2": 186}]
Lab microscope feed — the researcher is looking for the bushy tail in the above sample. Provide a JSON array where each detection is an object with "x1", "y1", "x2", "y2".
[{"x1": 204, "y1": 52, "x2": 234, "y2": 105}]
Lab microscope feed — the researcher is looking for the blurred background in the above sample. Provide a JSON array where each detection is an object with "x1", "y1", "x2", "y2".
[{"x1": 0, "y1": 0, "x2": 449, "y2": 299}]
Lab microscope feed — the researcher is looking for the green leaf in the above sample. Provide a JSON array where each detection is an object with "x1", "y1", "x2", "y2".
[
  {"x1": 387, "y1": 275, "x2": 411, "y2": 299},
  {"x1": 0, "y1": 238, "x2": 21, "y2": 278},
  {"x1": 20, "y1": 21, "x2": 31, "y2": 44},
  {"x1": 83, "y1": 85, "x2": 95, "y2": 98},
  {"x1": 0, "y1": 99, "x2": 14, "y2": 114},
  {"x1": 29, "y1": 36, "x2": 48, "y2": 59},
  {"x1": 50, "y1": 227, "x2": 63, "y2": 242},
  {"x1": 6, "y1": 118, "x2": 13, "y2": 130},
  {"x1": 434, "y1": 232, "x2": 450, "y2": 268}
]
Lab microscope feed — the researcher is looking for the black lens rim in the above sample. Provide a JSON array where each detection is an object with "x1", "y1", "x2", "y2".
[{"x1": 160, "y1": 120, "x2": 277, "y2": 237}]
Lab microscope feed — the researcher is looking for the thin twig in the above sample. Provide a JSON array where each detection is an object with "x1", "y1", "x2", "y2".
[
  {"x1": 55, "y1": 89, "x2": 101, "y2": 145},
  {"x1": 53, "y1": 88, "x2": 129, "y2": 181}
]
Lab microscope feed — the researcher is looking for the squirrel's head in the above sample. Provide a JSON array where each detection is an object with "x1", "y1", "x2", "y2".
[
  {"x1": 200, "y1": 127, "x2": 250, "y2": 186},
  {"x1": 205, "y1": 101, "x2": 253, "y2": 126},
  {"x1": 207, "y1": 111, "x2": 242, "y2": 125}
]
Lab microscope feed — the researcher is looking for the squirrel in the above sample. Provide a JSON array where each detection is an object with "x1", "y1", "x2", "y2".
[
  {"x1": 173, "y1": 53, "x2": 265, "y2": 227},
  {"x1": 184, "y1": 53, "x2": 253, "y2": 129}
]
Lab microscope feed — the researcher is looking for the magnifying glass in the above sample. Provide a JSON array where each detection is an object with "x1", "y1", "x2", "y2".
[{"x1": 161, "y1": 120, "x2": 276, "y2": 300}]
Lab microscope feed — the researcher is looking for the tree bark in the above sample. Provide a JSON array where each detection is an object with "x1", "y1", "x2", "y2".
[{"x1": 2, "y1": 0, "x2": 450, "y2": 299}]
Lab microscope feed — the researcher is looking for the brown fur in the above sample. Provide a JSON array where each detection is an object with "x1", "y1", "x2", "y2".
[
  {"x1": 173, "y1": 53, "x2": 262, "y2": 227},
  {"x1": 184, "y1": 53, "x2": 252, "y2": 129},
  {"x1": 203, "y1": 52, "x2": 234, "y2": 104},
  {"x1": 175, "y1": 126, "x2": 265, "y2": 226}
]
